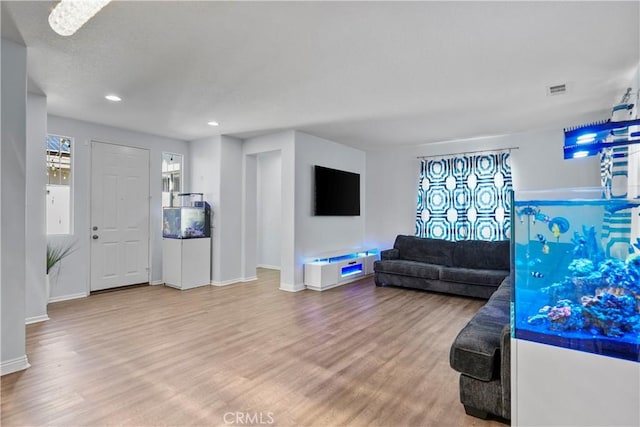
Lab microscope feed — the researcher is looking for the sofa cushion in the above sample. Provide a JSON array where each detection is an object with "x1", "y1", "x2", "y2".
[
  {"x1": 380, "y1": 248, "x2": 399, "y2": 261},
  {"x1": 374, "y1": 260, "x2": 441, "y2": 280},
  {"x1": 452, "y1": 240, "x2": 510, "y2": 270},
  {"x1": 393, "y1": 235, "x2": 454, "y2": 266},
  {"x1": 488, "y1": 277, "x2": 512, "y2": 303},
  {"x1": 450, "y1": 298, "x2": 510, "y2": 381},
  {"x1": 439, "y1": 267, "x2": 508, "y2": 287}
]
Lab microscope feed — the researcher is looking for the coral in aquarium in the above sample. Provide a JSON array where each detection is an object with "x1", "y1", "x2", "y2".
[
  {"x1": 626, "y1": 253, "x2": 640, "y2": 294},
  {"x1": 529, "y1": 226, "x2": 640, "y2": 341},
  {"x1": 571, "y1": 226, "x2": 604, "y2": 264},
  {"x1": 581, "y1": 292, "x2": 639, "y2": 337},
  {"x1": 527, "y1": 300, "x2": 585, "y2": 331},
  {"x1": 568, "y1": 258, "x2": 596, "y2": 276}
]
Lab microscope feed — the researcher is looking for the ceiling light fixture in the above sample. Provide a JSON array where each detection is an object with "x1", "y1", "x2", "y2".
[
  {"x1": 105, "y1": 94, "x2": 122, "y2": 102},
  {"x1": 48, "y1": 0, "x2": 112, "y2": 36},
  {"x1": 207, "y1": 121, "x2": 219, "y2": 127}
]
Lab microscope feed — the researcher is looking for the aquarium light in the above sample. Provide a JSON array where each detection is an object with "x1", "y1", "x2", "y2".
[
  {"x1": 572, "y1": 151, "x2": 590, "y2": 158},
  {"x1": 563, "y1": 117, "x2": 640, "y2": 159},
  {"x1": 576, "y1": 133, "x2": 597, "y2": 144}
]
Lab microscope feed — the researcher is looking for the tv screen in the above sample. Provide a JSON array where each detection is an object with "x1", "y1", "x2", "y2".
[{"x1": 314, "y1": 165, "x2": 360, "y2": 216}]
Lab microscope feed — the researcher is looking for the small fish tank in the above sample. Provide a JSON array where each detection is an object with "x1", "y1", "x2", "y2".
[
  {"x1": 162, "y1": 193, "x2": 211, "y2": 239},
  {"x1": 513, "y1": 187, "x2": 640, "y2": 362}
]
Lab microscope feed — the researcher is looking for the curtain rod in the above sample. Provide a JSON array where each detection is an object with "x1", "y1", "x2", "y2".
[{"x1": 417, "y1": 146, "x2": 519, "y2": 160}]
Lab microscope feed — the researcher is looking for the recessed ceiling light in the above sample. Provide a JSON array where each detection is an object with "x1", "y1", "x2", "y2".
[
  {"x1": 207, "y1": 121, "x2": 219, "y2": 126},
  {"x1": 105, "y1": 94, "x2": 122, "y2": 102}
]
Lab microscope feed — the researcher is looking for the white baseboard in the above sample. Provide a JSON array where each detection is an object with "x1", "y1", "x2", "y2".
[
  {"x1": 257, "y1": 264, "x2": 281, "y2": 271},
  {"x1": 150, "y1": 280, "x2": 164, "y2": 285},
  {"x1": 211, "y1": 278, "x2": 241, "y2": 286},
  {"x1": 48, "y1": 292, "x2": 87, "y2": 303},
  {"x1": 25, "y1": 314, "x2": 50, "y2": 325},
  {"x1": 279, "y1": 282, "x2": 306, "y2": 292},
  {"x1": 1, "y1": 355, "x2": 30, "y2": 376},
  {"x1": 212, "y1": 277, "x2": 257, "y2": 286}
]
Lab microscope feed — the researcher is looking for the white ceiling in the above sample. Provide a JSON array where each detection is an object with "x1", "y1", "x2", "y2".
[{"x1": 2, "y1": 1, "x2": 639, "y2": 149}]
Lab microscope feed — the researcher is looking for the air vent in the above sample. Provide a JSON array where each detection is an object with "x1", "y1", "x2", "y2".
[{"x1": 547, "y1": 84, "x2": 567, "y2": 96}]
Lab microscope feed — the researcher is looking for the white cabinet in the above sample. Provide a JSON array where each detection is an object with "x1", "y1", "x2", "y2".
[
  {"x1": 162, "y1": 238, "x2": 211, "y2": 290},
  {"x1": 304, "y1": 250, "x2": 378, "y2": 291},
  {"x1": 512, "y1": 339, "x2": 640, "y2": 426}
]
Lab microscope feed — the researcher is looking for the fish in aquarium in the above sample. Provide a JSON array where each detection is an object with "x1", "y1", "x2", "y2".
[{"x1": 536, "y1": 233, "x2": 550, "y2": 254}]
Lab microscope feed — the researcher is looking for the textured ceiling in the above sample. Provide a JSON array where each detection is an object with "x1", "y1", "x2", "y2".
[{"x1": 2, "y1": 1, "x2": 639, "y2": 149}]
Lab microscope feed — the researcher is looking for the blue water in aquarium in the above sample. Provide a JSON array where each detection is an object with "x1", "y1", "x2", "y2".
[{"x1": 513, "y1": 199, "x2": 640, "y2": 362}]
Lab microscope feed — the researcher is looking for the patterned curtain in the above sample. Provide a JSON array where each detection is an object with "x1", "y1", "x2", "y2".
[
  {"x1": 600, "y1": 146, "x2": 636, "y2": 259},
  {"x1": 416, "y1": 152, "x2": 512, "y2": 241}
]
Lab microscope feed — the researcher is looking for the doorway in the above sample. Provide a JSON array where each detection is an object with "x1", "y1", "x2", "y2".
[
  {"x1": 90, "y1": 141, "x2": 150, "y2": 291},
  {"x1": 256, "y1": 151, "x2": 282, "y2": 270}
]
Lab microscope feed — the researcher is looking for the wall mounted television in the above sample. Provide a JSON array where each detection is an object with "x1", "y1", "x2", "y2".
[{"x1": 314, "y1": 165, "x2": 360, "y2": 216}]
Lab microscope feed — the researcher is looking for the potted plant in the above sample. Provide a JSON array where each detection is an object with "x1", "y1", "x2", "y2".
[{"x1": 46, "y1": 240, "x2": 76, "y2": 302}]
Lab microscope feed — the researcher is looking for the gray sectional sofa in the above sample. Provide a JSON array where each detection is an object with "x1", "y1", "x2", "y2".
[
  {"x1": 374, "y1": 235, "x2": 512, "y2": 421},
  {"x1": 374, "y1": 235, "x2": 510, "y2": 299},
  {"x1": 450, "y1": 277, "x2": 511, "y2": 420}
]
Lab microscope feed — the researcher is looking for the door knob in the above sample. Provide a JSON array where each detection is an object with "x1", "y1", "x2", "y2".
[{"x1": 92, "y1": 235, "x2": 99, "y2": 240}]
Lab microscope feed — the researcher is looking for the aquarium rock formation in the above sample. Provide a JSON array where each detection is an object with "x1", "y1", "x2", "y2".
[{"x1": 530, "y1": 229, "x2": 640, "y2": 339}]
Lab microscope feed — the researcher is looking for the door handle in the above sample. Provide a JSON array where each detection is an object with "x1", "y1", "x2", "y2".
[{"x1": 92, "y1": 235, "x2": 99, "y2": 240}]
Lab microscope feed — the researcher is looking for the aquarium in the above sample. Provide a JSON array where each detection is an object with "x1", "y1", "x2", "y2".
[
  {"x1": 162, "y1": 203, "x2": 211, "y2": 239},
  {"x1": 513, "y1": 188, "x2": 640, "y2": 362}
]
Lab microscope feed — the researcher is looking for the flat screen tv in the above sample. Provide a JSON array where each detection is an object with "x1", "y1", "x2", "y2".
[{"x1": 314, "y1": 165, "x2": 360, "y2": 216}]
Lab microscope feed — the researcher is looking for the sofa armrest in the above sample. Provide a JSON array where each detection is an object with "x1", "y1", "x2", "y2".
[
  {"x1": 500, "y1": 324, "x2": 511, "y2": 419},
  {"x1": 380, "y1": 248, "x2": 399, "y2": 260}
]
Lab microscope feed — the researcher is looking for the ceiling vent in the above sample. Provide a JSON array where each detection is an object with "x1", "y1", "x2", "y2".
[{"x1": 547, "y1": 83, "x2": 567, "y2": 96}]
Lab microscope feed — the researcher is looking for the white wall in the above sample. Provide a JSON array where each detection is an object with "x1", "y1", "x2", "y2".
[
  {"x1": 365, "y1": 128, "x2": 601, "y2": 250},
  {"x1": 1, "y1": 39, "x2": 29, "y2": 375},
  {"x1": 293, "y1": 131, "x2": 367, "y2": 286},
  {"x1": 189, "y1": 136, "x2": 220, "y2": 282},
  {"x1": 25, "y1": 93, "x2": 48, "y2": 322},
  {"x1": 189, "y1": 135, "x2": 244, "y2": 285},
  {"x1": 257, "y1": 151, "x2": 282, "y2": 269},
  {"x1": 46, "y1": 116, "x2": 189, "y2": 300},
  {"x1": 219, "y1": 136, "x2": 244, "y2": 281}
]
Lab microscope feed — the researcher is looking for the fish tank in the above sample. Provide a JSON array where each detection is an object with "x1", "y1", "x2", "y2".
[
  {"x1": 513, "y1": 187, "x2": 640, "y2": 362},
  {"x1": 162, "y1": 195, "x2": 211, "y2": 239}
]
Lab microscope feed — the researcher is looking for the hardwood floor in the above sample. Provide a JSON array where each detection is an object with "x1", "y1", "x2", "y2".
[{"x1": 1, "y1": 269, "x2": 506, "y2": 427}]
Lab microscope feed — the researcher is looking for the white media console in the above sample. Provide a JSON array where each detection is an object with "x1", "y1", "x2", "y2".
[{"x1": 304, "y1": 249, "x2": 379, "y2": 291}]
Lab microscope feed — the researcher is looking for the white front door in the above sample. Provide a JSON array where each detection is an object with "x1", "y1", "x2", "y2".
[{"x1": 90, "y1": 142, "x2": 150, "y2": 291}]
